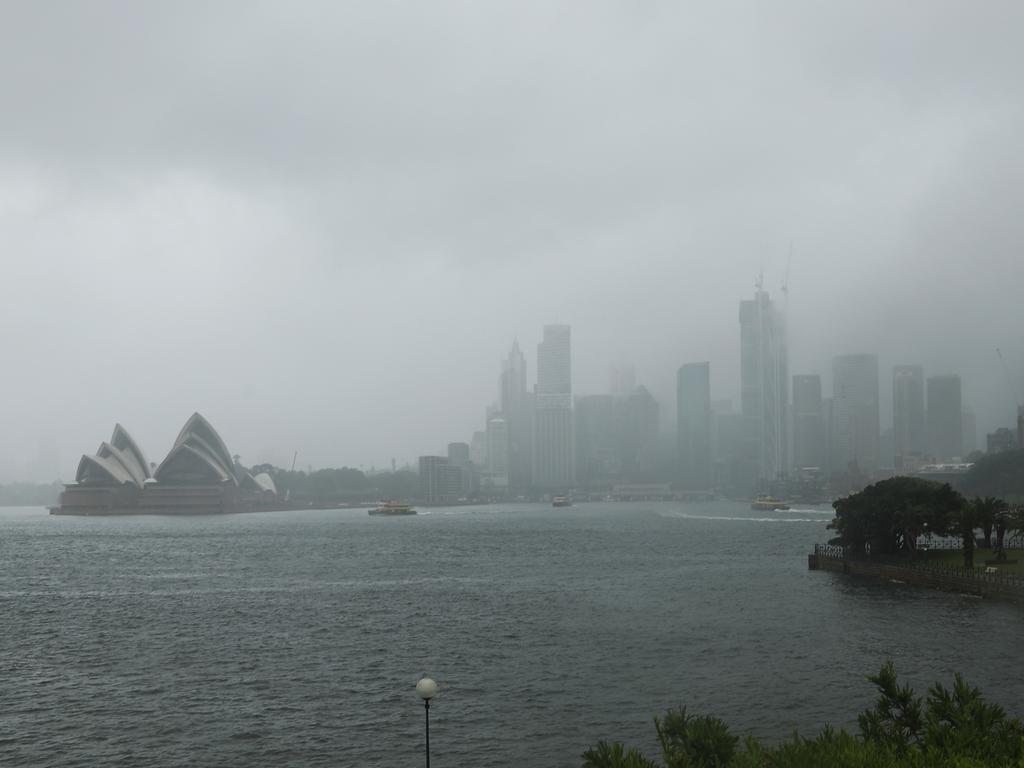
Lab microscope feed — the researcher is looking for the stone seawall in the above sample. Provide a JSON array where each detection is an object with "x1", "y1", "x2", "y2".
[{"x1": 808, "y1": 553, "x2": 1024, "y2": 602}]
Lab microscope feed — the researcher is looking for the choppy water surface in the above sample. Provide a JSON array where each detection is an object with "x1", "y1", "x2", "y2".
[{"x1": 1, "y1": 502, "x2": 1020, "y2": 767}]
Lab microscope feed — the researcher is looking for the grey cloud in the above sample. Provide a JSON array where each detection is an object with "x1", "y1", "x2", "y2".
[{"x1": 0, "y1": 1, "x2": 1022, "y2": 479}]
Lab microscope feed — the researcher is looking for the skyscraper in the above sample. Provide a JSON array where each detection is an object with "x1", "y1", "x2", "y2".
[
  {"x1": 893, "y1": 365, "x2": 926, "y2": 468},
  {"x1": 575, "y1": 394, "x2": 617, "y2": 489},
  {"x1": 739, "y1": 288, "x2": 788, "y2": 485},
  {"x1": 418, "y1": 456, "x2": 462, "y2": 504},
  {"x1": 792, "y1": 374, "x2": 824, "y2": 470},
  {"x1": 534, "y1": 325, "x2": 573, "y2": 488},
  {"x1": 484, "y1": 416, "x2": 510, "y2": 488},
  {"x1": 614, "y1": 385, "x2": 659, "y2": 482},
  {"x1": 500, "y1": 341, "x2": 532, "y2": 489},
  {"x1": 927, "y1": 375, "x2": 963, "y2": 461},
  {"x1": 831, "y1": 354, "x2": 880, "y2": 475},
  {"x1": 677, "y1": 362, "x2": 711, "y2": 490}
]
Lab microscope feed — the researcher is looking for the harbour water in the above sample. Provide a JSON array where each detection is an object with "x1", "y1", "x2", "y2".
[{"x1": 1, "y1": 501, "x2": 1021, "y2": 766}]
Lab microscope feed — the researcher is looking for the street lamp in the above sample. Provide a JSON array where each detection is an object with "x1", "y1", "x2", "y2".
[{"x1": 416, "y1": 677, "x2": 439, "y2": 768}]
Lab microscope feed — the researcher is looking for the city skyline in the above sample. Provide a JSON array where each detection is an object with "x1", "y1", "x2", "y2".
[{"x1": 1, "y1": 3, "x2": 1023, "y2": 481}]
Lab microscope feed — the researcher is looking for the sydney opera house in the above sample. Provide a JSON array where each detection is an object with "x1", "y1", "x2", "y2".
[{"x1": 53, "y1": 413, "x2": 280, "y2": 515}]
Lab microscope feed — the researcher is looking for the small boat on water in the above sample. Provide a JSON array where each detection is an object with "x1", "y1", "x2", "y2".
[
  {"x1": 751, "y1": 496, "x2": 790, "y2": 511},
  {"x1": 368, "y1": 500, "x2": 416, "y2": 516},
  {"x1": 552, "y1": 495, "x2": 571, "y2": 508}
]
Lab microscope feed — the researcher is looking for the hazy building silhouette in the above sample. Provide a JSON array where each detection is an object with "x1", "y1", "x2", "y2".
[
  {"x1": 677, "y1": 362, "x2": 711, "y2": 491},
  {"x1": 831, "y1": 354, "x2": 880, "y2": 476},
  {"x1": 927, "y1": 375, "x2": 963, "y2": 460},
  {"x1": 792, "y1": 374, "x2": 824, "y2": 470},
  {"x1": 500, "y1": 341, "x2": 533, "y2": 489},
  {"x1": 418, "y1": 455, "x2": 462, "y2": 504},
  {"x1": 447, "y1": 441, "x2": 475, "y2": 496},
  {"x1": 988, "y1": 426, "x2": 1017, "y2": 454},
  {"x1": 484, "y1": 417, "x2": 510, "y2": 489},
  {"x1": 893, "y1": 364, "x2": 926, "y2": 469},
  {"x1": 534, "y1": 324, "x2": 574, "y2": 488},
  {"x1": 614, "y1": 385, "x2": 660, "y2": 483},
  {"x1": 575, "y1": 394, "x2": 617, "y2": 489},
  {"x1": 739, "y1": 289, "x2": 788, "y2": 486},
  {"x1": 469, "y1": 430, "x2": 487, "y2": 468},
  {"x1": 447, "y1": 442, "x2": 470, "y2": 466}
]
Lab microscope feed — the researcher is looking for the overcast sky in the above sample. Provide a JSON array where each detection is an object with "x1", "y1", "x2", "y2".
[{"x1": 1, "y1": 1, "x2": 1022, "y2": 481}]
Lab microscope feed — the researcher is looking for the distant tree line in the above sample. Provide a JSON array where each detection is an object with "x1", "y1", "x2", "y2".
[
  {"x1": 583, "y1": 662, "x2": 1024, "y2": 767},
  {"x1": 0, "y1": 481, "x2": 62, "y2": 507},
  {"x1": 249, "y1": 464, "x2": 418, "y2": 505}
]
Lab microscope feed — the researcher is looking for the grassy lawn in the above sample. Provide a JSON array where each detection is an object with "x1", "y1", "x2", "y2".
[{"x1": 920, "y1": 547, "x2": 1024, "y2": 575}]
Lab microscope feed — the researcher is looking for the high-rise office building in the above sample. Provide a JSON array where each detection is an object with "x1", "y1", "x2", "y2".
[
  {"x1": 677, "y1": 362, "x2": 711, "y2": 490},
  {"x1": 534, "y1": 325, "x2": 574, "y2": 488},
  {"x1": 831, "y1": 354, "x2": 880, "y2": 475},
  {"x1": 792, "y1": 374, "x2": 824, "y2": 470},
  {"x1": 575, "y1": 395, "x2": 617, "y2": 489},
  {"x1": 893, "y1": 365, "x2": 926, "y2": 468},
  {"x1": 447, "y1": 442, "x2": 474, "y2": 496},
  {"x1": 927, "y1": 375, "x2": 963, "y2": 460},
  {"x1": 614, "y1": 385, "x2": 659, "y2": 482},
  {"x1": 500, "y1": 341, "x2": 532, "y2": 489},
  {"x1": 739, "y1": 289, "x2": 788, "y2": 484},
  {"x1": 447, "y1": 442, "x2": 470, "y2": 466},
  {"x1": 418, "y1": 455, "x2": 462, "y2": 504},
  {"x1": 484, "y1": 416, "x2": 510, "y2": 488}
]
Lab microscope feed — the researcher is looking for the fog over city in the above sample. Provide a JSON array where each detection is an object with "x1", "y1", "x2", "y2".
[{"x1": 1, "y1": 1, "x2": 1022, "y2": 481}]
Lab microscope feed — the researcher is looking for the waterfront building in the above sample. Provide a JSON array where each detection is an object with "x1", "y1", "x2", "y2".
[
  {"x1": 831, "y1": 354, "x2": 880, "y2": 476},
  {"x1": 927, "y1": 374, "x2": 963, "y2": 461},
  {"x1": 469, "y1": 430, "x2": 487, "y2": 468},
  {"x1": 57, "y1": 413, "x2": 277, "y2": 515},
  {"x1": 893, "y1": 364, "x2": 926, "y2": 469},
  {"x1": 677, "y1": 363, "x2": 712, "y2": 491},
  {"x1": 500, "y1": 341, "x2": 533, "y2": 489},
  {"x1": 534, "y1": 325, "x2": 574, "y2": 488},
  {"x1": 447, "y1": 441, "x2": 476, "y2": 496},
  {"x1": 575, "y1": 395, "x2": 617, "y2": 490},
  {"x1": 418, "y1": 455, "x2": 462, "y2": 504},
  {"x1": 792, "y1": 374, "x2": 824, "y2": 470},
  {"x1": 484, "y1": 417, "x2": 510, "y2": 489},
  {"x1": 711, "y1": 403, "x2": 752, "y2": 495},
  {"x1": 614, "y1": 386, "x2": 659, "y2": 482},
  {"x1": 739, "y1": 288, "x2": 788, "y2": 486}
]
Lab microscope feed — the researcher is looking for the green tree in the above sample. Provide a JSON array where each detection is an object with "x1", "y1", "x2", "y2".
[
  {"x1": 582, "y1": 663, "x2": 1024, "y2": 768},
  {"x1": 830, "y1": 477, "x2": 963, "y2": 556},
  {"x1": 857, "y1": 661, "x2": 923, "y2": 753},
  {"x1": 971, "y1": 496, "x2": 1008, "y2": 548}
]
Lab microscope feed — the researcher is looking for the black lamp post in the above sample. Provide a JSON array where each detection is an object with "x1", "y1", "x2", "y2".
[{"x1": 416, "y1": 677, "x2": 439, "y2": 767}]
